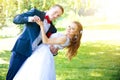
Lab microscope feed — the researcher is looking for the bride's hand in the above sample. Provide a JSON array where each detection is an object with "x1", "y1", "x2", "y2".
[{"x1": 36, "y1": 20, "x2": 43, "y2": 27}]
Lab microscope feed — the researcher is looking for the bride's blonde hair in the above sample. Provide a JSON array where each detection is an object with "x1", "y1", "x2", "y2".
[{"x1": 66, "y1": 21, "x2": 83, "y2": 60}]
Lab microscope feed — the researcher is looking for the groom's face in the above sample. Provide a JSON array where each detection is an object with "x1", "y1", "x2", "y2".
[{"x1": 48, "y1": 6, "x2": 63, "y2": 21}]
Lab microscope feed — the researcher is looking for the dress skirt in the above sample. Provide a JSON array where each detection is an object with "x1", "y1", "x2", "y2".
[{"x1": 13, "y1": 44, "x2": 56, "y2": 80}]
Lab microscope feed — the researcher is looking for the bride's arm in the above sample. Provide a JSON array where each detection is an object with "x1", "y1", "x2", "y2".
[{"x1": 36, "y1": 20, "x2": 67, "y2": 45}]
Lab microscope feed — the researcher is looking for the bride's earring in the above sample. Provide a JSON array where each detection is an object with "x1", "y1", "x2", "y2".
[
  {"x1": 80, "y1": 30, "x2": 83, "y2": 34},
  {"x1": 74, "y1": 35, "x2": 77, "y2": 39}
]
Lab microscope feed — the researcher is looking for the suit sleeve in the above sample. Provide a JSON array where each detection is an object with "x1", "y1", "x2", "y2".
[{"x1": 13, "y1": 8, "x2": 37, "y2": 24}]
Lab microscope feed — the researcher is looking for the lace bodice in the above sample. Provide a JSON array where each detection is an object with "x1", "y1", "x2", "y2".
[{"x1": 50, "y1": 32, "x2": 70, "y2": 49}]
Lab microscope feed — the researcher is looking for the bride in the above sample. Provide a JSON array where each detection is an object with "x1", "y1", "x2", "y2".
[{"x1": 13, "y1": 20, "x2": 83, "y2": 80}]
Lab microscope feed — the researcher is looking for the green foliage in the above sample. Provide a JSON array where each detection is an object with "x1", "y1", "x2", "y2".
[
  {"x1": 0, "y1": 0, "x2": 55, "y2": 29},
  {"x1": 0, "y1": 0, "x2": 96, "y2": 29}
]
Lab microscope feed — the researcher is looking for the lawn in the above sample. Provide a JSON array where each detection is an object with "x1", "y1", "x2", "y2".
[
  {"x1": 0, "y1": 40, "x2": 120, "y2": 80},
  {"x1": 55, "y1": 40, "x2": 120, "y2": 80}
]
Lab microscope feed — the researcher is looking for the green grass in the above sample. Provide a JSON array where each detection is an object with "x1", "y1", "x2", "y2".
[
  {"x1": 0, "y1": 50, "x2": 10, "y2": 80},
  {"x1": 55, "y1": 41, "x2": 120, "y2": 80},
  {"x1": 0, "y1": 41, "x2": 120, "y2": 80}
]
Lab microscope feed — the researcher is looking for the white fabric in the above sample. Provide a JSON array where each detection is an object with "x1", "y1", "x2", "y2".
[
  {"x1": 28, "y1": 16, "x2": 34, "y2": 22},
  {"x1": 50, "y1": 33, "x2": 70, "y2": 49},
  {"x1": 13, "y1": 33, "x2": 70, "y2": 80},
  {"x1": 13, "y1": 44, "x2": 55, "y2": 80},
  {"x1": 32, "y1": 19, "x2": 50, "y2": 51}
]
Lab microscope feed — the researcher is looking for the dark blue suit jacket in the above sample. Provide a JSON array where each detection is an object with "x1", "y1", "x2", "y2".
[{"x1": 12, "y1": 8, "x2": 57, "y2": 57}]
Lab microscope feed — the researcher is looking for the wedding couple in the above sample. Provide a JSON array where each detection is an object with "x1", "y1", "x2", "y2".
[{"x1": 6, "y1": 4, "x2": 83, "y2": 80}]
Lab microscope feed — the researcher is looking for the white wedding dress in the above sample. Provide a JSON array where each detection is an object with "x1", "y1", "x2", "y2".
[{"x1": 13, "y1": 33, "x2": 70, "y2": 80}]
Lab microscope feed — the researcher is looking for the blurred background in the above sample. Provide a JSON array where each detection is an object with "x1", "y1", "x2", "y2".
[
  {"x1": 0, "y1": 0, "x2": 120, "y2": 80},
  {"x1": 0, "y1": 0, "x2": 120, "y2": 41}
]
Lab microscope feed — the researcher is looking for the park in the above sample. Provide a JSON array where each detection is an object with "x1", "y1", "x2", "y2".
[{"x1": 0, "y1": 0, "x2": 120, "y2": 80}]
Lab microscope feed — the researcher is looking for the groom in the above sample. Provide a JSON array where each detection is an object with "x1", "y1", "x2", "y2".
[{"x1": 6, "y1": 4, "x2": 64, "y2": 80}]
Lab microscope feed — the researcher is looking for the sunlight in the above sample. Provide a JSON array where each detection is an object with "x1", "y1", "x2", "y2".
[
  {"x1": 115, "y1": 53, "x2": 120, "y2": 56},
  {"x1": 0, "y1": 24, "x2": 20, "y2": 37},
  {"x1": 90, "y1": 71, "x2": 102, "y2": 77},
  {"x1": 95, "y1": 0, "x2": 120, "y2": 24},
  {"x1": 89, "y1": 52, "x2": 96, "y2": 55},
  {"x1": 0, "y1": 51, "x2": 9, "y2": 64},
  {"x1": 89, "y1": 52, "x2": 105, "y2": 55},
  {"x1": 0, "y1": 58, "x2": 8, "y2": 64},
  {"x1": 0, "y1": 38, "x2": 16, "y2": 51}
]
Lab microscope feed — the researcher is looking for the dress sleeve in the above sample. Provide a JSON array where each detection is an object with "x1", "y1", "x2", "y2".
[
  {"x1": 62, "y1": 37, "x2": 70, "y2": 47},
  {"x1": 55, "y1": 36, "x2": 70, "y2": 49}
]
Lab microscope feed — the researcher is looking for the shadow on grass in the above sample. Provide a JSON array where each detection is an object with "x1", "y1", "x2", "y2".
[{"x1": 0, "y1": 50, "x2": 10, "y2": 80}]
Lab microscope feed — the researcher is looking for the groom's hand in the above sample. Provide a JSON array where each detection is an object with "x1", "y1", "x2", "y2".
[
  {"x1": 33, "y1": 15, "x2": 41, "y2": 22},
  {"x1": 50, "y1": 45, "x2": 59, "y2": 56},
  {"x1": 28, "y1": 15, "x2": 41, "y2": 22}
]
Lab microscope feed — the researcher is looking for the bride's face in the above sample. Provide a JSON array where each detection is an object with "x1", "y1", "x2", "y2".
[{"x1": 66, "y1": 22, "x2": 78, "y2": 37}]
